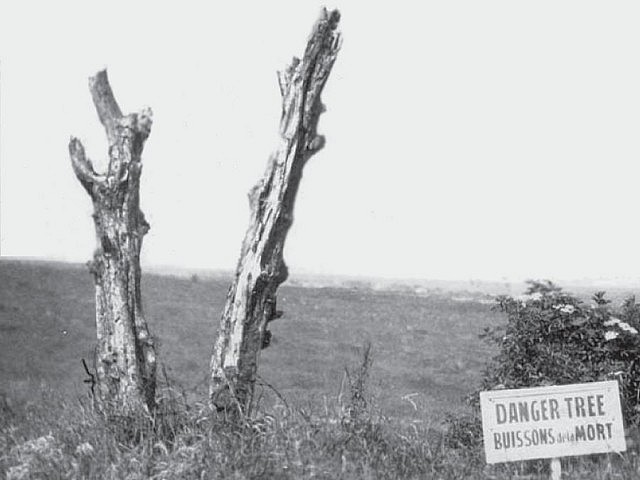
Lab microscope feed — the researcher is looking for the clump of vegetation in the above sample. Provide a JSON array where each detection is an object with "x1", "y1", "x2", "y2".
[
  {"x1": 0, "y1": 349, "x2": 473, "y2": 480},
  {"x1": 4, "y1": 338, "x2": 640, "y2": 479},
  {"x1": 448, "y1": 280, "x2": 640, "y2": 450}
]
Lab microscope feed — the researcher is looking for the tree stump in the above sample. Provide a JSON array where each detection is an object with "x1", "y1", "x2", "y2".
[
  {"x1": 209, "y1": 8, "x2": 342, "y2": 414},
  {"x1": 69, "y1": 70, "x2": 157, "y2": 413}
]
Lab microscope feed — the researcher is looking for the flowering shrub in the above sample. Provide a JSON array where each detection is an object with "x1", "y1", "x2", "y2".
[
  {"x1": 447, "y1": 281, "x2": 640, "y2": 450},
  {"x1": 479, "y1": 280, "x2": 640, "y2": 425}
]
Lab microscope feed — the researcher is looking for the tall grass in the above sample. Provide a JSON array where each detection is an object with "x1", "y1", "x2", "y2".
[
  {"x1": 0, "y1": 352, "x2": 459, "y2": 479},
  {"x1": 2, "y1": 349, "x2": 639, "y2": 479}
]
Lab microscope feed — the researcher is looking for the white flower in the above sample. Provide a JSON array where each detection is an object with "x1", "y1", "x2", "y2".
[
  {"x1": 604, "y1": 317, "x2": 621, "y2": 327},
  {"x1": 75, "y1": 442, "x2": 94, "y2": 456},
  {"x1": 529, "y1": 292, "x2": 543, "y2": 301},
  {"x1": 605, "y1": 331, "x2": 619, "y2": 341},
  {"x1": 553, "y1": 304, "x2": 575, "y2": 314},
  {"x1": 618, "y1": 322, "x2": 638, "y2": 334}
]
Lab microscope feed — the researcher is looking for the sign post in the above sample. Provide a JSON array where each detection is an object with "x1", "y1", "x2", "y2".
[
  {"x1": 480, "y1": 381, "x2": 626, "y2": 478},
  {"x1": 550, "y1": 457, "x2": 560, "y2": 480}
]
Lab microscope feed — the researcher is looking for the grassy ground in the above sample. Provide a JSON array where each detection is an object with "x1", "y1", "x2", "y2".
[
  {"x1": 1, "y1": 259, "x2": 638, "y2": 478},
  {"x1": 0, "y1": 259, "x2": 499, "y2": 422}
]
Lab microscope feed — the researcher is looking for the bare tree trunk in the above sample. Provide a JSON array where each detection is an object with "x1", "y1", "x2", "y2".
[
  {"x1": 210, "y1": 8, "x2": 341, "y2": 413},
  {"x1": 69, "y1": 70, "x2": 157, "y2": 413}
]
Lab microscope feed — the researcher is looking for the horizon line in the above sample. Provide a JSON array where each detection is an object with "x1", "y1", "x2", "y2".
[{"x1": 2, "y1": 255, "x2": 640, "y2": 289}]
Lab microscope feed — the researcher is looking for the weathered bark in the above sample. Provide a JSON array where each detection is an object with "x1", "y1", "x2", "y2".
[
  {"x1": 69, "y1": 70, "x2": 157, "y2": 413},
  {"x1": 209, "y1": 8, "x2": 341, "y2": 413}
]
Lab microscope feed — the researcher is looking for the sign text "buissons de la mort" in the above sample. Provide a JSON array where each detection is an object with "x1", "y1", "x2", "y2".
[{"x1": 480, "y1": 381, "x2": 626, "y2": 463}]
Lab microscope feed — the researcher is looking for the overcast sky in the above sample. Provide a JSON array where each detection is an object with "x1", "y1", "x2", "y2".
[{"x1": 1, "y1": 1, "x2": 640, "y2": 281}]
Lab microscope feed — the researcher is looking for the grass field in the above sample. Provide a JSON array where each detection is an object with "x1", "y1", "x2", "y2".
[
  {"x1": 0, "y1": 259, "x2": 502, "y2": 421},
  {"x1": 2, "y1": 259, "x2": 640, "y2": 478}
]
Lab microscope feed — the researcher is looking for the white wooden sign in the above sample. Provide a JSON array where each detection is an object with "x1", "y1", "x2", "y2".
[{"x1": 480, "y1": 381, "x2": 626, "y2": 464}]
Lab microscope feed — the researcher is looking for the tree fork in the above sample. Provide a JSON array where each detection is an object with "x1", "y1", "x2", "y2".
[
  {"x1": 209, "y1": 8, "x2": 341, "y2": 413},
  {"x1": 69, "y1": 70, "x2": 157, "y2": 413}
]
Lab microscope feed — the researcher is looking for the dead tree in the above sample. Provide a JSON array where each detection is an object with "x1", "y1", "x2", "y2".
[
  {"x1": 210, "y1": 8, "x2": 341, "y2": 413},
  {"x1": 69, "y1": 70, "x2": 157, "y2": 413}
]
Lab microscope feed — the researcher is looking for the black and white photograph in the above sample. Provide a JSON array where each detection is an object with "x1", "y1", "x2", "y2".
[{"x1": 1, "y1": 1, "x2": 640, "y2": 478}]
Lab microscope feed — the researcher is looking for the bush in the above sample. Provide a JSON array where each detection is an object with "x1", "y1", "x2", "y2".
[{"x1": 448, "y1": 280, "x2": 640, "y2": 447}]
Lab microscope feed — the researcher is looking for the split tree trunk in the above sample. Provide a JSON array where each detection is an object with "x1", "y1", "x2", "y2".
[
  {"x1": 69, "y1": 70, "x2": 157, "y2": 413},
  {"x1": 210, "y1": 8, "x2": 341, "y2": 413}
]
